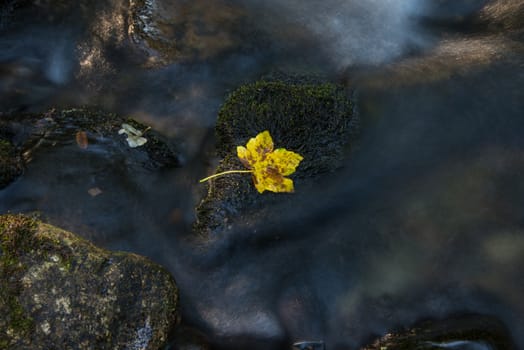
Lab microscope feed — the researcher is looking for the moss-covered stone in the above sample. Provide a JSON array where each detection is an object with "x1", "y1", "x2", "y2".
[
  {"x1": 195, "y1": 78, "x2": 357, "y2": 236},
  {"x1": 215, "y1": 79, "x2": 357, "y2": 173},
  {"x1": 0, "y1": 137, "x2": 23, "y2": 189},
  {"x1": 360, "y1": 314, "x2": 516, "y2": 350},
  {"x1": 0, "y1": 214, "x2": 180, "y2": 350},
  {"x1": 0, "y1": 215, "x2": 36, "y2": 349}
]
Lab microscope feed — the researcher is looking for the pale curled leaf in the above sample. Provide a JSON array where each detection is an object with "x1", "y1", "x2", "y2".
[
  {"x1": 119, "y1": 123, "x2": 143, "y2": 136},
  {"x1": 119, "y1": 123, "x2": 149, "y2": 148},
  {"x1": 126, "y1": 136, "x2": 147, "y2": 148}
]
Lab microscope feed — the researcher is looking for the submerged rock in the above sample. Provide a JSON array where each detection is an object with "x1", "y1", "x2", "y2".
[
  {"x1": 0, "y1": 214, "x2": 180, "y2": 350},
  {"x1": 194, "y1": 77, "x2": 357, "y2": 237},
  {"x1": 128, "y1": 0, "x2": 258, "y2": 66},
  {"x1": 361, "y1": 314, "x2": 516, "y2": 350}
]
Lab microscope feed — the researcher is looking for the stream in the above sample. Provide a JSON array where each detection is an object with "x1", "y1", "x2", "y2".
[{"x1": 1, "y1": 0, "x2": 524, "y2": 349}]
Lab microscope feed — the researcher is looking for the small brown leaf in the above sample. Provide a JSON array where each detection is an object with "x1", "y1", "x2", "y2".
[{"x1": 76, "y1": 131, "x2": 88, "y2": 149}]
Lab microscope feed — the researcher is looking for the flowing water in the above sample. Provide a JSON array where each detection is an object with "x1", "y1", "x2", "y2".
[{"x1": 1, "y1": 0, "x2": 524, "y2": 349}]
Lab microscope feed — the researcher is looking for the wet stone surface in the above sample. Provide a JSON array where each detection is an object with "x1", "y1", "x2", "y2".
[
  {"x1": 0, "y1": 214, "x2": 180, "y2": 350},
  {"x1": 128, "y1": 0, "x2": 260, "y2": 66}
]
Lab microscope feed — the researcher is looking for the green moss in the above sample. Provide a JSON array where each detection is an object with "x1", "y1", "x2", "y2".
[
  {"x1": 0, "y1": 139, "x2": 10, "y2": 152},
  {"x1": 0, "y1": 214, "x2": 38, "y2": 262},
  {"x1": 0, "y1": 214, "x2": 37, "y2": 348},
  {"x1": 5, "y1": 300, "x2": 33, "y2": 333},
  {"x1": 60, "y1": 255, "x2": 73, "y2": 271},
  {"x1": 53, "y1": 108, "x2": 122, "y2": 134}
]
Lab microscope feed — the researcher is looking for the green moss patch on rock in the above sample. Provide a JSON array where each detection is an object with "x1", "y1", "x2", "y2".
[
  {"x1": 0, "y1": 214, "x2": 36, "y2": 349},
  {"x1": 195, "y1": 78, "x2": 357, "y2": 237},
  {"x1": 0, "y1": 214, "x2": 179, "y2": 350}
]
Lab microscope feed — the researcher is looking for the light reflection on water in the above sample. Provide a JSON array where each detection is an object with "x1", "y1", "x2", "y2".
[{"x1": 1, "y1": 0, "x2": 524, "y2": 349}]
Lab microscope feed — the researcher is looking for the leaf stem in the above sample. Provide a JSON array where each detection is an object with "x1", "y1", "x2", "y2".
[{"x1": 199, "y1": 169, "x2": 253, "y2": 183}]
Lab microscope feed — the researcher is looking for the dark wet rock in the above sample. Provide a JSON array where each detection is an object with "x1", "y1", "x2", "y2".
[
  {"x1": 194, "y1": 78, "x2": 357, "y2": 237},
  {"x1": 0, "y1": 135, "x2": 23, "y2": 189},
  {"x1": 0, "y1": 1, "x2": 17, "y2": 30},
  {"x1": 0, "y1": 0, "x2": 92, "y2": 27},
  {"x1": 361, "y1": 314, "x2": 515, "y2": 350},
  {"x1": 0, "y1": 213, "x2": 180, "y2": 350},
  {"x1": 0, "y1": 107, "x2": 178, "y2": 175},
  {"x1": 0, "y1": 107, "x2": 180, "y2": 243},
  {"x1": 128, "y1": 0, "x2": 259, "y2": 66}
]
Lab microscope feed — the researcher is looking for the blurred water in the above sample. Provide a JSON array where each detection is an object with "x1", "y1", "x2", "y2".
[{"x1": 1, "y1": 0, "x2": 524, "y2": 349}]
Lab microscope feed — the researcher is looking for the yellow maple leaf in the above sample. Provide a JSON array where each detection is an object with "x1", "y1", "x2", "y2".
[
  {"x1": 200, "y1": 130, "x2": 303, "y2": 193},
  {"x1": 237, "y1": 131, "x2": 303, "y2": 193}
]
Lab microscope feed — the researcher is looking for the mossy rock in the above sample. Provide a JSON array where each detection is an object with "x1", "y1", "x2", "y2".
[
  {"x1": 0, "y1": 214, "x2": 180, "y2": 350},
  {"x1": 195, "y1": 78, "x2": 357, "y2": 237},
  {"x1": 360, "y1": 314, "x2": 516, "y2": 350},
  {"x1": 215, "y1": 79, "x2": 357, "y2": 174}
]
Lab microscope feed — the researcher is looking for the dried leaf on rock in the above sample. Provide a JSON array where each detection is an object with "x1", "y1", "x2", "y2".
[
  {"x1": 118, "y1": 123, "x2": 149, "y2": 148},
  {"x1": 75, "y1": 131, "x2": 88, "y2": 149}
]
